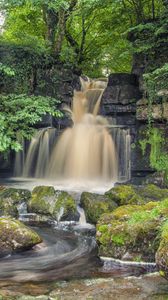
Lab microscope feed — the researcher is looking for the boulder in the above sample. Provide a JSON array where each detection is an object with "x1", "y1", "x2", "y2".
[
  {"x1": 105, "y1": 185, "x2": 144, "y2": 206},
  {"x1": 0, "y1": 217, "x2": 42, "y2": 257},
  {"x1": 0, "y1": 188, "x2": 31, "y2": 217},
  {"x1": 28, "y1": 186, "x2": 79, "y2": 221},
  {"x1": 105, "y1": 184, "x2": 168, "y2": 206},
  {"x1": 137, "y1": 184, "x2": 168, "y2": 202},
  {"x1": 80, "y1": 192, "x2": 117, "y2": 224},
  {"x1": 96, "y1": 199, "x2": 168, "y2": 261}
]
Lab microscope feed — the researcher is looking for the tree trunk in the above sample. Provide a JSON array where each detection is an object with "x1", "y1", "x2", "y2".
[
  {"x1": 42, "y1": 5, "x2": 59, "y2": 49},
  {"x1": 54, "y1": 8, "x2": 66, "y2": 58}
]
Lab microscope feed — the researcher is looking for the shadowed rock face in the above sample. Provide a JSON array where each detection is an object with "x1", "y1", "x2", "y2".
[{"x1": 0, "y1": 217, "x2": 42, "y2": 257}]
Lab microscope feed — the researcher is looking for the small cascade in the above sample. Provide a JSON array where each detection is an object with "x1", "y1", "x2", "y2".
[
  {"x1": 77, "y1": 205, "x2": 87, "y2": 224},
  {"x1": 57, "y1": 207, "x2": 64, "y2": 222},
  {"x1": 111, "y1": 127, "x2": 131, "y2": 182}
]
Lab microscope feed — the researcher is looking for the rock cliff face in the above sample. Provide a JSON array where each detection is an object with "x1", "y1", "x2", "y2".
[{"x1": 101, "y1": 73, "x2": 150, "y2": 181}]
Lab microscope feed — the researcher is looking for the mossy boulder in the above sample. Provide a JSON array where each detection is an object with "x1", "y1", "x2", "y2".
[
  {"x1": 0, "y1": 217, "x2": 42, "y2": 257},
  {"x1": 0, "y1": 188, "x2": 31, "y2": 217},
  {"x1": 105, "y1": 185, "x2": 144, "y2": 206},
  {"x1": 105, "y1": 184, "x2": 168, "y2": 206},
  {"x1": 156, "y1": 221, "x2": 168, "y2": 280},
  {"x1": 80, "y1": 192, "x2": 117, "y2": 224},
  {"x1": 96, "y1": 200, "x2": 168, "y2": 261},
  {"x1": 28, "y1": 186, "x2": 78, "y2": 221},
  {"x1": 137, "y1": 184, "x2": 168, "y2": 202}
]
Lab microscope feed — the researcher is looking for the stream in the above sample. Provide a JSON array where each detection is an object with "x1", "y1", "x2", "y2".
[{"x1": 0, "y1": 178, "x2": 168, "y2": 299}]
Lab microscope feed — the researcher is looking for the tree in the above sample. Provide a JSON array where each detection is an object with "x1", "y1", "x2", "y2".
[{"x1": 0, "y1": 0, "x2": 165, "y2": 76}]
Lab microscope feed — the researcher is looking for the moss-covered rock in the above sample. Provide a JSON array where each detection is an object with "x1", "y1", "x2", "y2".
[
  {"x1": 105, "y1": 184, "x2": 168, "y2": 206},
  {"x1": 28, "y1": 186, "x2": 78, "y2": 221},
  {"x1": 156, "y1": 220, "x2": 168, "y2": 280},
  {"x1": 80, "y1": 192, "x2": 118, "y2": 224},
  {"x1": 96, "y1": 200, "x2": 168, "y2": 261},
  {"x1": 0, "y1": 217, "x2": 42, "y2": 257},
  {"x1": 137, "y1": 184, "x2": 168, "y2": 202},
  {"x1": 105, "y1": 185, "x2": 144, "y2": 206},
  {"x1": 0, "y1": 188, "x2": 31, "y2": 217},
  {"x1": 53, "y1": 190, "x2": 79, "y2": 221}
]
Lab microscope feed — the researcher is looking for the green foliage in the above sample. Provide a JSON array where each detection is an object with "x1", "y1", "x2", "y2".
[
  {"x1": 1, "y1": 0, "x2": 166, "y2": 76},
  {"x1": 0, "y1": 62, "x2": 15, "y2": 76},
  {"x1": 139, "y1": 128, "x2": 168, "y2": 183},
  {"x1": 144, "y1": 63, "x2": 168, "y2": 103},
  {"x1": 0, "y1": 94, "x2": 62, "y2": 152}
]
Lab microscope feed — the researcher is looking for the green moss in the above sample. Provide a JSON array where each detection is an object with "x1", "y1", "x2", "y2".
[
  {"x1": 0, "y1": 188, "x2": 31, "y2": 217},
  {"x1": 80, "y1": 192, "x2": 117, "y2": 224},
  {"x1": 138, "y1": 184, "x2": 168, "y2": 202},
  {"x1": 105, "y1": 185, "x2": 144, "y2": 206},
  {"x1": 0, "y1": 217, "x2": 42, "y2": 256},
  {"x1": 28, "y1": 186, "x2": 77, "y2": 221},
  {"x1": 28, "y1": 186, "x2": 56, "y2": 215},
  {"x1": 105, "y1": 184, "x2": 168, "y2": 208},
  {"x1": 53, "y1": 191, "x2": 76, "y2": 218},
  {"x1": 111, "y1": 205, "x2": 143, "y2": 220},
  {"x1": 0, "y1": 188, "x2": 31, "y2": 203},
  {"x1": 96, "y1": 197, "x2": 168, "y2": 260}
]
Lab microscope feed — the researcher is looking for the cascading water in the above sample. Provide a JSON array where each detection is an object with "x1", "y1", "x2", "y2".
[{"x1": 14, "y1": 77, "x2": 131, "y2": 183}]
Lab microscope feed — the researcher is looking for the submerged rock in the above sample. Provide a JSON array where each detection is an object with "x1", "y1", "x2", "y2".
[
  {"x1": 28, "y1": 186, "x2": 79, "y2": 221},
  {"x1": 80, "y1": 192, "x2": 117, "y2": 224},
  {"x1": 96, "y1": 199, "x2": 168, "y2": 261},
  {"x1": 0, "y1": 188, "x2": 31, "y2": 217},
  {"x1": 105, "y1": 184, "x2": 168, "y2": 206},
  {"x1": 0, "y1": 217, "x2": 42, "y2": 257}
]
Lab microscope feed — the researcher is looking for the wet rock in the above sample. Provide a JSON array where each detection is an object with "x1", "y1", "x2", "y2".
[
  {"x1": 96, "y1": 199, "x2": 168, "y2": 261},
  {"x1": 105, "y1": 184, "x2": 168, "y2": 206},
  {"x1": 28, "y1": 186, "x2": 79, "y2": 221},
  {"x1": 80, "y1": 192, "x2": 117, "y2": 224},
  {"x1": 0, "y1": 188, "x2": 31, "y2": 217},
  {"x1": 0, "y1": 217, "x2": 42, "y2": 257}
]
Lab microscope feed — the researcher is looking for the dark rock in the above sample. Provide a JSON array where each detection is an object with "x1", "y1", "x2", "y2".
[{"x1": 108, "y1": 73, "x2": 139, "y2": 86}]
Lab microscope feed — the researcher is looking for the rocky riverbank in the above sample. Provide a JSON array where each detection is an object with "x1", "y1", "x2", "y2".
[{"x1": 0, "y1": 183, "x2": 168, "y2": 282}]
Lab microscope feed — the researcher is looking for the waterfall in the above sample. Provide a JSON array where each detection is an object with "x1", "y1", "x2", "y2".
[{"x1": 14, "y1": 77, "x2": 131, "y2": 183}]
